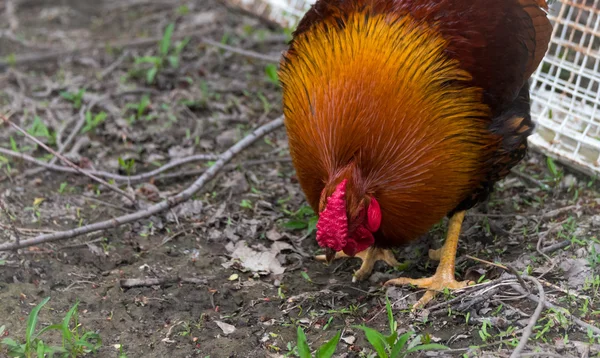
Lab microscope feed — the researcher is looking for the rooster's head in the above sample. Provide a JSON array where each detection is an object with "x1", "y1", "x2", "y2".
[{"x1": 316, "y1": 179, "x2": 381, "y2": 263}]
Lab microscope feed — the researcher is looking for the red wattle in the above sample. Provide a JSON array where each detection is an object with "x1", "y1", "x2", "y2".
[
  {"x1": 342, "y1": 226, "x2": 374, "y2": 256},
  {"x1": 366, "y1": 197, "x2": 381, "y2": 232}
]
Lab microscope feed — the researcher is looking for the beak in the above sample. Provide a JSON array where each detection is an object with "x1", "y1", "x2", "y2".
[{"x1": 324, "y1": 247, "x2": 336, "y2": 264}]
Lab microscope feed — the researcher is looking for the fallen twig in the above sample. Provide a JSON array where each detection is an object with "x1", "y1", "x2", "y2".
[
  {"x1": 120, "y1": 276, "x2": 212, "y2": 288},
  {"x1": 0, "y1": 146, "x2": 218, "y2": 182},
  {"x1": 0, "y1": 116, "x2": 284, "y2": 251},
  {"x1": 202, "y1": 38, "x2": 281, "y2": 63},
  {"x1": 0, "y1": 28, "x2": 213, "y2": 70},
  {"x1": 0, "y1": 29, "x2": 279, "y2": 71},
  {"x1": 6, "y1": 0, "x2": 18, "y2": 31},
  {"x1": 1, "y1": 113, "x2": 137, "y2": 205},
  {"x1": 540, "y1": 240, "x2": 570, "y2": 254},
  {"x1": 510, "y1": 275, "x2": 546, "y2": 358},
  {"x1": 58, "y1": 97, "x2": 105, "y2": 160},
  {"x1": 512, "y1": 279, "x2": 600, "y2": 336},
  {"x1": 510, "y1": 168, "x2": 551, "y2": 191},
  {"x1": 465, "y1": 255, "x2": 529, "y2": 293}
]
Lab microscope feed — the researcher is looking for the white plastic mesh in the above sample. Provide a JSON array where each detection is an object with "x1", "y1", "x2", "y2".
[
  {"x1": 223, "y1": 0, "x2": 315, "y2": 28},
  {"x1": 233, "y1": 0, "x2": 600, "y2": 176},
  {"x1": 529, "y1": 0, "x2": 600, "y2": 177}
]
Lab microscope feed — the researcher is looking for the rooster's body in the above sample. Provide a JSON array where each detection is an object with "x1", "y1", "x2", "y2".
[{"x1": 279, "y1": 0, "x2": 552, "y2": 308}]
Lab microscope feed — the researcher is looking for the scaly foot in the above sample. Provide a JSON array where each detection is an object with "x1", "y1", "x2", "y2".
[
  {"x1": 316, "y1": 247, "x2": 400, "y2": 282},
  {"x1": 384, "y1": 272, "x2": 473, "y2": 310},
  {"x1": 385, "y1": 210, "x2": 473, "y2": 310}
]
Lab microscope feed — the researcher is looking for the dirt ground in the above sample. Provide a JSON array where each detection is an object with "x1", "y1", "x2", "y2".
[{"x1": 0, "y1": 1, "x2": 599, "y2": 357}]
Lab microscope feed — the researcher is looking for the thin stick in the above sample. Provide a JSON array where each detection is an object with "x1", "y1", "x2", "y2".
[
  {"x1": 6, "y1": 0, "x2": 19, "y2": 31},
  {"x1": 0, "y1": 28, "x2": 213, "y2": 69},
  {"x1": 202, "y1": 38, "x2": 280, "y2": 63},
  {"x1": 510, "y1": 275, "x2": 545, "y2": 358},
  {"x1": 0, "y1": 116, "x2": 284, "y2": 251},
  {"x1": 120, "y1": 276, "x2": 211, "y2": 288},
  {"x1": 465, "y1": 255, "x2": 528, "y2": 292},
  {"x1": 0, "y1": 146, "x2": 218, "y2": 182},
  {"x1": 1, "y1": 114, "x2": 137, "y2": 205},
  {"x1": 57, "y1": 97, "x2": 105, "y2": 160},
  {"x1": 510, "y1": 168, "x2": 551, "y2": 191},
  {"x1": 520, "y1": 353, "x2": 574, "y2": 358},
  {"x1": 512, "y1": 282, "x2": 600, "y2": 336}
]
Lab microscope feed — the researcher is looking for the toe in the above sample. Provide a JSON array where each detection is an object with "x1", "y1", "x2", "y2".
[
  {"x1": 384, "y1": 276, "x2": 433, "y2": 287},
  {"x1": 412, "y1": 290, "x2": 437, "y2": 310}
]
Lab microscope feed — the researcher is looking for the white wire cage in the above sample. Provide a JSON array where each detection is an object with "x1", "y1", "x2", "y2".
[
  {"x1": 529, "y1": 0, "x2": 600, "y2": 177},
  {"x1": 227, "y1": 0, "x2": 600, "y2": 177}
]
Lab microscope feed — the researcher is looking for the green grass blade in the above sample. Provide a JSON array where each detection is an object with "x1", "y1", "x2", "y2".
[
  {"x1": 296, "y1": 326, "x2": 311, "y2": 358},
  {"x1": 316, "y1": 330, "x2": 341, "y2": 358},
  {"x1": 160, "y1": 23, "x2": 175, "y2": 56},
  {"x1": 390, "y1": 331, "x2": 413, "y2": 358},
  {"x1": 354, "y1": 325, "x2": 388, "y2": 358},
  {"x1": 405, "y1": 343, "x2": 448, "y2": 354},
  {"x1": 26, "y1": 297, "x2": 50, "y2": 349}
]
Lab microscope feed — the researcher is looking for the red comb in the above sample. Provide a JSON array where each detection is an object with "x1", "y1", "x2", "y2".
[{"x1": 315, "y1": 179, "x2": 348, "y2": 251}]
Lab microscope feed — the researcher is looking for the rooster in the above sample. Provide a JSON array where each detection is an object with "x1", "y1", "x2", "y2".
[{"x1": 279, "y1": 0, "x2": 552, "y2": 308}]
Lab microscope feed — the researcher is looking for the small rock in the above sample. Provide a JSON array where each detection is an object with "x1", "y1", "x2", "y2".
[
  {"x1": 221, "y1": 172, "x2": 249, "y2": 195},
  {"x1": 215, "y1": 321, "x2": 236, "y2": 335},
  {"x1": 591, "y1": 215, "x2": 600, "y2": 228},
  {"x1": 168, "y1": 145, "x2": 194, "y2": 159},
  {"x1": 266, "y1": 228, "x2": 282, "y2": 241},
  {"x1": 199, "y1": 139, "x2": 214, "y2": 150},
  {"x1": 216, "y1": 128, "x2": 239, "y2": 148},
  {"x1": 342, "y1": 336, "x2": 356, "y2": 345},
  {"x1": 561, "y1": 174, "x2": 577, "y2": 189}
]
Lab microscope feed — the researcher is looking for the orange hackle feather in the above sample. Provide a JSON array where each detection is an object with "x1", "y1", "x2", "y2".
[
  {"x1": 280, "y1": 10, "x2": 498, "y2": 245},
  {"x1": 280, "y1": 0, "x2": 552, "y2": 252}
]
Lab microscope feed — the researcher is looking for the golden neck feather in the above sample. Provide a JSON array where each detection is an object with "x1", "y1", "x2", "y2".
[{"x1": 279, "y1": 8, "x2": 496, "y2": 230}]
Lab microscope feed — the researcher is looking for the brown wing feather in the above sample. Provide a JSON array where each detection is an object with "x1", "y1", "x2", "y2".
[{"x1": 518, "y1": 0, "x2": 553, "y2": 79}]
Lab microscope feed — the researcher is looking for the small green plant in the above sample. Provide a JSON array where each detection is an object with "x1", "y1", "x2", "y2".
[
  {"x1": 1, "y1": 297, "x2": 101, "y2": 358},
  {"x1": 81, "y1": 111, "x2": 107, "y2": 134},
  {"x1": 133, "y1": 23, "x2": 190, "y2": 84},
  {"x1": 478, "y1": 319, "x2": 492, "y2": 342},
  {"x1": 296, "y1": 326, "x2": 341, "y2": 358},
  {"x1": 125, "y1": 95, "x2": 152, "y2": 123},
  {"x1": 265, "y1": 64, "x2": 279, "y2": 85},
  {"x1": 27, "y1": 116, "x2": 55, "y2": 145},
  {"x1": 118, "y1": 157, "x2": 136, "y2": 176},
  {"x1": 546, "y1": 157, "x2": 563, "y2": 185},
  {"x1": 353, "y1": 296, "x2": 448, "y2": 358},
  {"x1": 58, "y1": 182, "x2": 68, "y2": 194},
  {"x1": 281, "y1": 205, "x2": 318, "y2": 235},
  {"x1": 60, "y1": 89, "x2": 86, "y2": 109},
  {"x1": 240, "y1": 199, "x2": 253, "y2": 209}
]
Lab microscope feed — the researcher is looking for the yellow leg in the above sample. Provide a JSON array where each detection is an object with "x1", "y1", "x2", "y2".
[
  {"x1": 384, "y1": 211, "x2": 473, "y2": 310},
  {"x1": 316, "y1": 247, "x2": 400, "y2": 282}
]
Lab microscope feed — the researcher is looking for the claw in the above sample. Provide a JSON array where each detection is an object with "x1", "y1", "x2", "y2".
[{"x1": 316, "y1": 247, "x2": 400, "y2": 282}]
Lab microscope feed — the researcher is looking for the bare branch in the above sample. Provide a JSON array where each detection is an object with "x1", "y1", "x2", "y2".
[
  {"x1": 202, "y1": 38, "x2": 280, "y2": 62},
  {"x1": 0, "y1": 146, "x2": 218, "y2": 182},
  {"x1": 0, "y1": 29, "x2": 279, "y2": 70},
  {"x1": 1, "y1": 113, "x2": 137, "y2": 205},
  {"x1": 512, "y1": 278, "x2": 600, "y2": 336},
  {"x1": 510, "y1": 275, "x2": 545, "y2": 358},
  {"x1": 0, "y1": 116, "x2": 284, "y2": 251}
]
